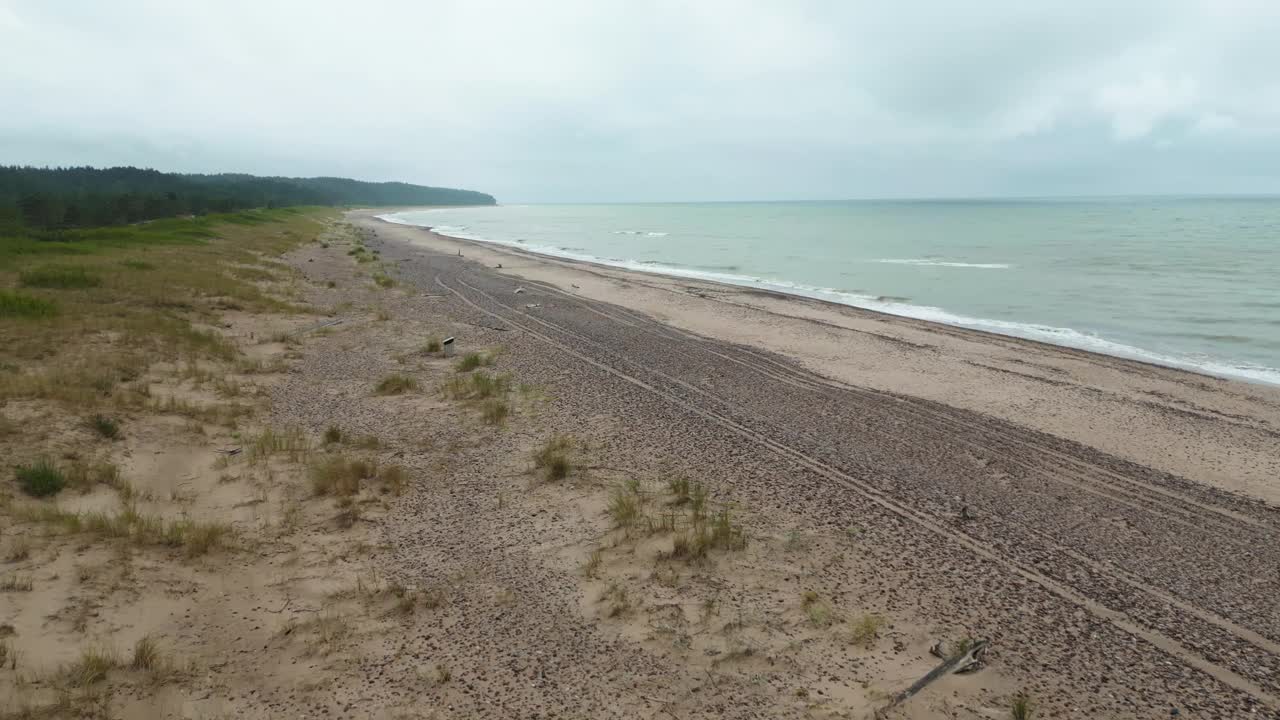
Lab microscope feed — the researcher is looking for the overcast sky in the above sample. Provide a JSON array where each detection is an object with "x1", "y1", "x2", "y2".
[{"x1": 4, "y1": 1, "x2": 1280, "y2": 202}]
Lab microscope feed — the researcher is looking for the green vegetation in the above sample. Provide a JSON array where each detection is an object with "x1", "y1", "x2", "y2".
[
  {"x1": 372, "y1": 272, "x2": 395, "y2": 288},
  {"x1": 848, "y1": 613, "x2": 885, "y2": 647},
  {"x1": 443, "y1": 371, "x2": 510, "y2": 400},
  {"x1": 20, "y1": 265, "x2": 102, "y2": 288},
  {"x1": 0, "y1": 208, "x2": 331, "y2": 416},
  {"x1": 16, "y1": 458, "x2": 66, "y2": 497},
  {"x1": 130, "y1": 635, "x2": 162, "y2": 671},
  {"x1": 454, "y1": 351, "x2": 494, "y2": 372},
  {"x1": 1, "y1": 165, "x2": 496, "y2": 231},
  {"x1": 0, "y1": 290, "x2": 58, "y2": 318},
  {"x1": 10, "y1": 502, "x2": 232, "y2": 557},
  {"x1": 607, "y1": 489, "x2": 641, "y2": 528},
  {"x1": 1011, "y1": 692, "x2": 1035, "y2": 720},
  {"x1": 323, "y1": 424, "x2": 343, "y2": 444},
  {"x1": 88, "y1": 413, "x2": 121, "y2": 440},
  {"x1": 533, "y1": 434, "x2": 573, "y2": 482},
  {"x1": 310, "y1": 456, "x2": 374, "y2": 497},
  {"x1": 375, "y1": 373, "x2": 418, "y2": 395},
  {"x1": 480, "y1": 397, "x2": 510, "y2": 425}
]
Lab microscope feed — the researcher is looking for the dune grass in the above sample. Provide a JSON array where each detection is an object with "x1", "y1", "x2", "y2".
[
  {"x1": 375, "y1": 373, "x2": 418, "y2": 395},
  {"x1": 533, "y1": 434, "x2": 573, "y2": 482},
  {"x1": 443, "y1": 371, "x2": 510, "y2": 401},
  {"x1": 1011, "y1": 692, "x2": 1035, "y2": 720},
  {"x1": 0, "y1": 209, "x2": 331, "y2": 407},
  {"x1": 16, "y1": 458, "x2": 66, "y2": 497},
  {"x1": 0, "y1": 290, "x2": 58, "y2": 318},
  {"x1": 20, "y1": 265, "x2": 102, "y2": 289},
  {"x1": 10, "y1": 502, "x2": 233, "y2": 557},
  {"x1": 454, "y1": 352, "x2": 492, "y2": 372},
  {"x1": 87, "y1": 413, "x2": 121, "y2": 440},
  {"x1": 848, "y1": 613, "x2": 884, "y2": 647}
]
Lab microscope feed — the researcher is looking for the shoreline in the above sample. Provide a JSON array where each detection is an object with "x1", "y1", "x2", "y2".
[
  {"x1": 375, "y1": 209, "x2": 1280, "y2": 388},
  {"x1": 355, "y1": 209, "x2": 1280, "y2": 506}
]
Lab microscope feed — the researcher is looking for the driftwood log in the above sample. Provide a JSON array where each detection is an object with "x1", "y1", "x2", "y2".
[{"x1": 873, "y1": 639, "x2": 989, "y2": 718}]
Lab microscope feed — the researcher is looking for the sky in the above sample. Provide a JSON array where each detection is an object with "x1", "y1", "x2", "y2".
[{"x1": 4, "y1": 0, "x2": 1280, "y2": 202}]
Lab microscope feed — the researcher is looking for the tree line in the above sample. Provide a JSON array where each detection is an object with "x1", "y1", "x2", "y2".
[{"x1": 0, "y1": 165, "x2": 496, "y2": 230}]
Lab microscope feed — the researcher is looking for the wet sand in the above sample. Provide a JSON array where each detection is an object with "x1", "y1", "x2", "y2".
[{"x1": 341, "y1": 209, "x2": 1280, "y2": 718}]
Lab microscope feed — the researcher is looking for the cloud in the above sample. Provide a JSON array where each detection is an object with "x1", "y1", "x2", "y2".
[{"x1": 3, "y1": 0, "x2": 1280, "y2": 200}]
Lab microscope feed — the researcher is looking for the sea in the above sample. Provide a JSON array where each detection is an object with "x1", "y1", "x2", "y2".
[{"x1": 381, "y1": 198, "x2": 1280, "y2": 386}]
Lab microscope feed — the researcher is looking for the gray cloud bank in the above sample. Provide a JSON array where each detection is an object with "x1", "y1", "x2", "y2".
[{"x1": 4, "y1": 0, "x2": 1280, "y2": 201}]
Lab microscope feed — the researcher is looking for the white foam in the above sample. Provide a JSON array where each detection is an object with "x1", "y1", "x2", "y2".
[
  {"x1": 875, "y1": 258, "x2": 1012, "y2": 269},
  {"x1": 379, "y1": 213, "x2": 1280, "y2": 386}
]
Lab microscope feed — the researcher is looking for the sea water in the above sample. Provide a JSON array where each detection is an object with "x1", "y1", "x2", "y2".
[{"x1": 383, "y1": 198, "x2": 1280, "y2": 385}]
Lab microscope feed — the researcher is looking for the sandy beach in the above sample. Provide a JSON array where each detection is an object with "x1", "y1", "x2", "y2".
[
  {"x1": 344, "y1": 208, "x2": 1280, "y2": 718},
  {"x1": 5, "y1": 209, "x2": 1278, "y2": 719}
]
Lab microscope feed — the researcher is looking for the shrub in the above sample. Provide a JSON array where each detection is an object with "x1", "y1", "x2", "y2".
[
  {"x1": 323, "y1": 425, "x2": 343, "y2": 444},
  {"x1": 372, "y1": 273, "x2": 395, "y2": 288},
  {"x1": 16, "y1": 459, "x2": 66, "y2": 497},
  {"x1": 19, "y1": 266, "x2": 102, "y2": 289},
  {"x1": 375, "y1": 374, "x2": 418, "y2": 395},
  {"x1": 423, "y1": 337, "x2": 443, "y2": 354},
  {"x1": 0, "y1": 290, "x2": 58, "y2": 318}
]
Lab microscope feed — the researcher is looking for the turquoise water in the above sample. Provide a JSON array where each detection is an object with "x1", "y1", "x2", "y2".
[{"x1": 384, "y1": 199, "x2": 1280, "y2": 385}]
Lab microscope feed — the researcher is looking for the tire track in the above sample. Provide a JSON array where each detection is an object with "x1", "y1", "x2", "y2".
[{"x1": 541, "y1": 280, "x2": 1271, "y2": 535}]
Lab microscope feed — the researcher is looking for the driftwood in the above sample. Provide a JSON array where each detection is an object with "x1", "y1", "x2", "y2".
[{"x1": 873, "y1": 639, "x2": 988, "y2": 718}]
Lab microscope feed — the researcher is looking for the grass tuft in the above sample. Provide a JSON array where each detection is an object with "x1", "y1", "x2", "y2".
[
  {"x1": 454, "y1": 351, "x2": 494, "y2": 372},
  {"x1": 583, "y1": 549, "x2": 603, "y2": 578},
  {"x1": 130, "y1": 635, "x2": 162, "y2": 671},
  {"x1": 87, "y1": 414, "x2": 121, "y2": 440},
  {"x1": 66, "y1": 645, "x2": 119, "y2": 686},
  {"x1": 375, "y1": 373, "x2": 418, "y2": 395},
  {"x1": 16, "y1": 458, "x2": 66, "y2": 497},
  {"x1": 248, "y1": 427, "x2": 310, "y2": 464},
  {"x1": 0, "y1": 574, "x2": 34, "y2": 592},
  {"x1": 1011, "y1": 692, "x2": 1035, "y2": 720},
  {"x1": 0, "y1": 290, "x2": 59, "y2": 318},
  {"x1": 480, "y1": 397, "x2": 510, "y2": 425},
  {"x1": 848, "y1": 613, "x2": 884, "y2": 647},
  {"x1": 607, "y1": 489, "x2": 641, "y2": 528},
  {"x1": 379, "y1": 464, "x2": 409, "y2": 495},
  {"x1": 423, "y1": 337, "x2": 443, "y2": 354},
  {"x1": 532, "y1": 434, "x2": 573, "y2": 482},
  {"x1": 323, "y1": 425, "x2": 343, "y2": 444},
  {"x1": 19, "y1": 265, "x2": 102, "y2": 289},
  {"x1": 310, "y1": 456, "x2": 375, "y2": 497},
  {"x1": 443, "y1": 371, "x2": 511, "y2": 401}
]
